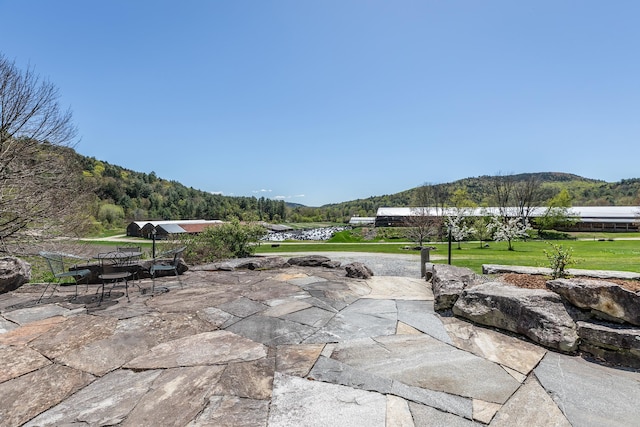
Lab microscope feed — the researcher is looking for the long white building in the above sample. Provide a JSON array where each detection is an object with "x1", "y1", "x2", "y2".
[{"x1": 374, "y1": 206, "x2": 640, "y2": 231}]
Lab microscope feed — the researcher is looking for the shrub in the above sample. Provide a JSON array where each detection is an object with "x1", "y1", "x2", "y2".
[
  {"x1": 543, "y1": 242, "x2": 577, "y2": 279},
  {"x1": 181, "y1": 220, "x2": 266, "y2": 264},
  {"x1": 97, "y1": 203, "x2": 124, "y2": 226},
  {"x1": 538, "y1": 230, "x2": 573, "y2": 240}
]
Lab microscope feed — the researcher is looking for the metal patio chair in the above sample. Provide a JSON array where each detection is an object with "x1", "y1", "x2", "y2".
[
  {"x1": 117, "y1": 246, "x2": 143, "y2": 283},
  {"x1": 39, "y1": 251, "x2": 92, "y2": 303},
  {"x1": 149, "y1": 246, "x2": 186, "y2": 293}
]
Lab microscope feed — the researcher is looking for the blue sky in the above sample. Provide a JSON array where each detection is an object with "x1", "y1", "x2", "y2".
[{"x1": 2, "y1": 1, "x2": 639, "y2": 206}]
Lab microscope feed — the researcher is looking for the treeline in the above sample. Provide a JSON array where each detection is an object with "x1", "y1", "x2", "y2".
[
  {"x1": 335, "y1": 173, "x2": 640, "y2": 214},
  {"x1": 77, "y1": 155, "x2": 287, "y2": 225},
  {"x1": 74, "y1": 150, "x2": 640, "y2": 227},
  {"x1": 315, "y1": 174, "x2": 640, "y2": 221}
]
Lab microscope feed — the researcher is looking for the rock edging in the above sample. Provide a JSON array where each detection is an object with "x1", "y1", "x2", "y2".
[
  {"x1": 192, "y1": 255, "x2": 368, "y2": 279},
  {"x1": 427, "y1": 262, "x2": 640, "y2": 368}
]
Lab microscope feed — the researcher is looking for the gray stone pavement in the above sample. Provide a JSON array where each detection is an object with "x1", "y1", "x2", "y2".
[{"x1": 0, "y1": 255, "x2": 639, "y2": 426}]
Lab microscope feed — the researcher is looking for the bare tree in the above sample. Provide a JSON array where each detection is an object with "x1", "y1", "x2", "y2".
[
  {"x1": 0, "y1": 54, "x2": 89, "y2": 253},
  {"x1": 491, "y1": 172, "x2": 514, "y2": 218},
  {"x1": 492, "y1": 173, "x2": 543, "y2": 222},
  {"x1": 513, "y1": 174, "x2": 542, "y2": 221},
  {"x1": 403, "y1": 183, "x2": 449, "y2": 245},
  {"x1": 429, "y1": 184, "x2": 450, "y2": 217},
  {"x1": 404, "y1": 207, "x2": 439, "y2": 247}
]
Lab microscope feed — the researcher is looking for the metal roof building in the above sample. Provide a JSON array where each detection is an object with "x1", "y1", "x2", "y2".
[
  {"x1": 375, "y1": 206, "x2": 640, "y2": 231},
  {"x1": 127, "y1": 220, "x2": 224, "y2": 239},
  {"x1": 127, "y1": 220, "x2": 209, "y2": 237},
  {"x1": 348, "y1": 217, "x2": 376, "y2": 226}
]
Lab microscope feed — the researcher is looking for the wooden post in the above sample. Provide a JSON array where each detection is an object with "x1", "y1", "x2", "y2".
[{"x1": 420, "y1": 247, "x2": 430, "y2": 278}]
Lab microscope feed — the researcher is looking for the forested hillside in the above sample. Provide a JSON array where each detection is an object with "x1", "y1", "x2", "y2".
[
  {"x1": 75, "y1": 149, "x2": 640, "y2": 227},
  {"x1": 322, "y1": 173, "x2": 640, "y2": 218},
  {"x1": 76, "y1": 154, "x2": 287, "y2": 226}
]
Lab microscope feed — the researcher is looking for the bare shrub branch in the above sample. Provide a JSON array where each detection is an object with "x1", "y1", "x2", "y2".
[{"x1": 0, "y1": 54, "x2": 90, "y2": 253}]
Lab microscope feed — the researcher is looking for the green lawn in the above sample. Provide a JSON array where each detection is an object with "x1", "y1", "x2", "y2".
[
  {"x1": 80, "y1": 229, "x2": 640, "y2": 275},
  {"x1": 256, "y1": 237, "x2": 640, "y2": 274}
]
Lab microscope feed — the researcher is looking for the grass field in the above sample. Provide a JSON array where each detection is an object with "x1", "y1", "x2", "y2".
[
  {"x1": 255, "y1": 237, "x2": 640, "y2": 274},
  {"x1": 76, "y1": 229, "x2": 640, "y2": 276}
]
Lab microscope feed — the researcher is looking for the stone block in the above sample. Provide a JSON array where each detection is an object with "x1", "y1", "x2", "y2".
[
  {"x1": 577, "y1": 320, "x2": 640, "y2": 368},
  {"x1": 453, "y1": 282, "x2": 579, "y2": 352},
  {"x1": 547, "y1": 278, "x2": 640, "y2": 325},
  {"x1": 431, "y1": 263, "x2": 478, "y2": 311}
]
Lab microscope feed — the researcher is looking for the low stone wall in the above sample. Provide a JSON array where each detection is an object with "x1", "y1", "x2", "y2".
[{"x1": 427, "y1": 262, "x2": 640, "y2": 369}]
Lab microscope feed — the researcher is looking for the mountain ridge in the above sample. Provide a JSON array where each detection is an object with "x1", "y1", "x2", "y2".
[{"x1": 71, "y1": 147, "x2": 639, "y2": 223}]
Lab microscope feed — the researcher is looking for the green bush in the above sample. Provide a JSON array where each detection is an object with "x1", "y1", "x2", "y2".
[
  {"x1": 543, "y1": 242, "x2": 577, "y2": 279},
  {"x1": 97, "y1": 203, "x2": 125, "y2": 226},
  {"x1": 180, "y1": 220, "x2": 266, "y2": 264},
  {"x1": 374, "y1": 227, "x2": 407, "y2": 241},
  {"x1": 538, "y1": 230, "x2": 573, "y2": 240}
]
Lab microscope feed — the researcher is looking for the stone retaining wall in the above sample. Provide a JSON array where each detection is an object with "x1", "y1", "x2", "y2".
[{"x1": 427, "y1": 262, "x2": 640, "y2": 369}]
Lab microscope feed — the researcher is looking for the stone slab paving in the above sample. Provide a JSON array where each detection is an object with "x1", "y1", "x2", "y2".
[
  {"x1": 396, "y1": 300, "x2": 453, "y2": 344},
  {"x1": 441, "y1": 316, "x2": 547, "y2": 377},
  {"x1": 281, "y1": 305, "x2": 336, "y2": 328},
  {"x1": 1, "y1": 261, "x2": 639, "y2": 426},
  {"x1": 534, "y1": 351, "x2": 640, "y2": 427},
  {"x1": 3, "y1": 304, "x2": 80, "y2": 325},
  {"x1": 262, "y1": 299, "x2": 313, "y2": 318},
  {"x1": 0, "y1": 317, "x2": 18, "y2": 334},
  {"x1": 23, "y1": 369, "x2": 162, "y2": 426},
  {"x1": 363, "y1": 276, "x2": 434, "y2": 301},
  {"x1": 269, "y1": 372, "x2": 387, "y2": 427},
  {"x1": 303, "y1": 298, "x2": 398, "y2": 343},
  {"x1": 0, "y1": 344, "x2": 51, "y2": 383},
  {"x1": 327, "y1": 334, "x2": 520, "y2": 404},
  {"x1": 490, "y1": 376, "x2": 571, "y2": 427}
]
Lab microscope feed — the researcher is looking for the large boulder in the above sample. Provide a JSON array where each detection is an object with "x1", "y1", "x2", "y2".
[
  {"x1": 546, "y1": 278, "x2": 640, "y2": 325},
  {"x1": 0, "y1": 256, "x2": 31, "y2": 293},
  {"x1": 235, "y1": 257, "x2": 290, "y2": 270},
  {"x1": 344, "y1": 262, "x2": 373, "y2": 279},
  {"x1": 482, "y1": 264, "x2": 552, "y2": 275},
  {"x1": 577, "y1": 321, "x2": 640, "y2": 369},
  {"x1": 69, "y1": 262, "x2": 102, "y2": 283},
  {"x1": 287, "y1": 255, "x2": 332, "y2": 267},
  {"x1": 453, "y1": 282, "x2": 579, "y2": 352},
  {"x1": 430, "y1": 263, "x2": 478, "y2": 311}
]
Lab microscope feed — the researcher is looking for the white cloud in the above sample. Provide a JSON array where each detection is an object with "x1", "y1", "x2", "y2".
[
  {"x1": 274, "y1": 194, "x2": 305, "y2": 200},
  {"x1": 253, "y1": 189, "x2": 272, "y2": 194}
]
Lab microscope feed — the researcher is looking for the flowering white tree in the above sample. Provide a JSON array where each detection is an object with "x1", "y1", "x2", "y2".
[
  {"x1": 446, "y1": 210, "x2": 476, "y2": 249},
  {"x1": 487, "y1": 215, "x2": 532, "y2": 251}
]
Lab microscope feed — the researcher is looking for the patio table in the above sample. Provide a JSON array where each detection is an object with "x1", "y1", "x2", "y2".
[{"x1": 94, "y1": 252, "x2": 141, "y2": 303}]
